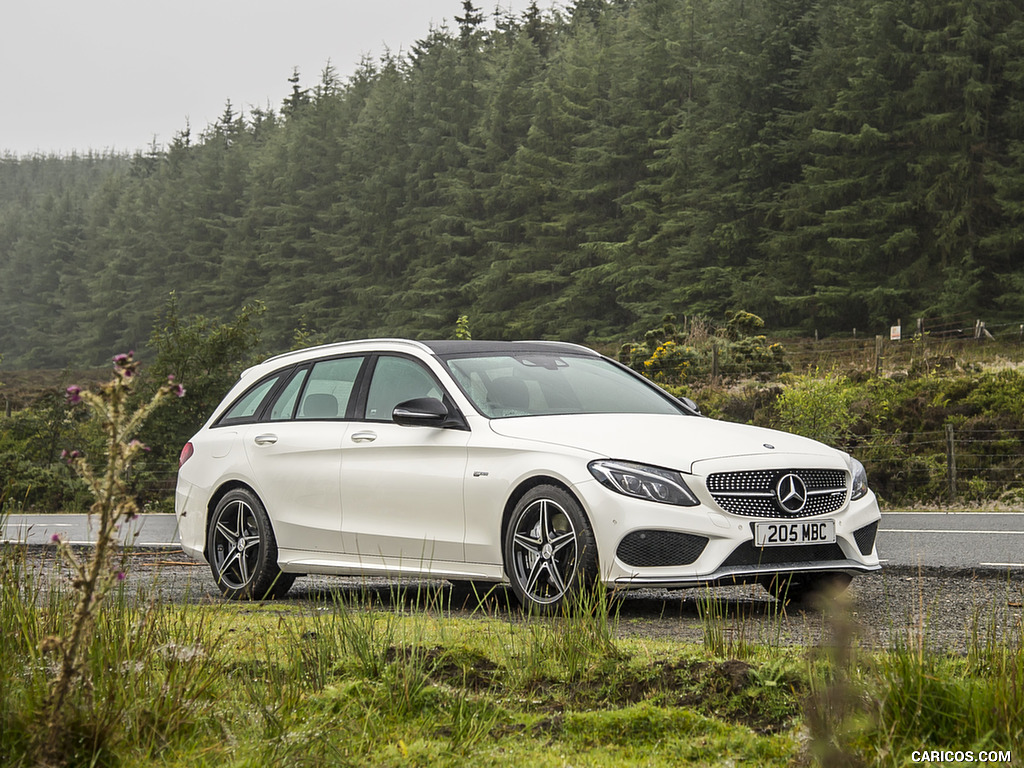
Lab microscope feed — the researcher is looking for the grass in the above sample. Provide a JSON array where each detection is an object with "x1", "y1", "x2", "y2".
[
  {"x1": 1, "y1": 549, "x2": 805, "y2": 767},
  {"x1": 3, "y1": 546, "x2": 1022, "y2": 767}
]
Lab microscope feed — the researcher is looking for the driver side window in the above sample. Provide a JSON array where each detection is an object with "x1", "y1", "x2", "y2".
[{"x1": 365, "y1": 356, "x2": 444, "y2": 422}]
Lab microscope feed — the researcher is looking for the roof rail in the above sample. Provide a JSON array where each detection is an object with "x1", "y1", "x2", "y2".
[{"x1": 260, "y1": 338, "x2": 433, "y2": 366}]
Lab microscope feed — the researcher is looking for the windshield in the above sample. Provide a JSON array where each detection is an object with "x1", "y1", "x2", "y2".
[{"x1": 443, "y1": 353, "x2": 685, "y2": 418}]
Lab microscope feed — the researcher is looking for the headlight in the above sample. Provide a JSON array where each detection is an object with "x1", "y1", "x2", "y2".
[
  {"x1": 588, "y1": 460, "x2": 699, "y2": 507},
  {"x1": 849, "y1": 457, "x2": 869, "y2": 501}
]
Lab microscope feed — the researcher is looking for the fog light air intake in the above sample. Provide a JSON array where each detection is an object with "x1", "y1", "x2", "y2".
[{"x1": 616, "y1": 530, "x2": 709, "y2": 567}]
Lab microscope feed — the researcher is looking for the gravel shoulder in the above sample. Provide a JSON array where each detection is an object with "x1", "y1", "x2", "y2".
[{"x1": 19, "y1": 546, "x2": 1024, "y2": 655}]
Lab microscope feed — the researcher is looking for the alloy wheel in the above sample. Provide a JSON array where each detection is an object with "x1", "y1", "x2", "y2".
[
  {"x1": 211, "y1": 497, "x2": 262, "y2": 591},
  {"x1": 510, "y1": 497, "x2": 580, "y2": 605}
]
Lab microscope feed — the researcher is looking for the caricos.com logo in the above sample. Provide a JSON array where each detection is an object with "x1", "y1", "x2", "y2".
[{"x1": 911, "y1": 750, "x2": 1012, "y2": 764}]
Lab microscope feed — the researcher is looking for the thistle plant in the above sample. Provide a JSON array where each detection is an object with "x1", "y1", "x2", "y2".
[{"x1": 37, "y1": 352, "x2": 184, "y2": 766}]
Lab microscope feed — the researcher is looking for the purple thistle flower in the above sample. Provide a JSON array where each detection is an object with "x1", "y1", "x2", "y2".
[
  {"x1": 116, "y1": 571, "x2": 126, "y2": 581},
  {"x1": 113, "y1": 351, "x2": 137, "y2": 377},
  {"x1": 66, "y1": 385, "x2": 83, "y2": 404},
  {"x1": 172, "y1": 383, "x2": 186, "y2": 398},
  {"x1": 50, "y1": 533, "x2": 62, "y2": 543}
]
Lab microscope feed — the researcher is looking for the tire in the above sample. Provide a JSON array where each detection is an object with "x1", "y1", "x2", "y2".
[
  {"x1": 503, "y1": 485, "x2": 598, "y2": 613},
  {"x1": 207, "y1": 488, "x2": 295, "y2": 600},
  {"x1": 761, "y1": 572, "x2": 852, "y2": 607}
]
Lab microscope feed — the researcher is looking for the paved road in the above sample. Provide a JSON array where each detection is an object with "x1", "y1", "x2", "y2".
[
  {"x1": 1, "y1": 513, "x2": 180, "y2": 548},
  {"x1": 877, "y1": 511, "x2": 1024, "y2": 570},
  {"x1": 4, "y1": 511, "x2": 1024, "y2": 571}
]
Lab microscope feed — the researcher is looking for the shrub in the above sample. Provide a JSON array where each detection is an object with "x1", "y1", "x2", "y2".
[
  {"x1": 622, "y1": 312, "x2": 789, "y2": 384},
  {"x1": 135, "y1": 294, "x2": 265, "y2": 491},
  {"x1": 774, "y1": 370, "x2": 859, "y2": 447}
]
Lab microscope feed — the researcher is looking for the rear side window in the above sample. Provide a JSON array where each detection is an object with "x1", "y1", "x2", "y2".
[
  {"x1": 217, "y1": 375, "x2": 283, "y2": 425},
  {"x1": 296, "y1": 357, "x2": 364, "y2": 420},
  {"x1": 268, "y1": 368, "x2": 309, "y2": 421}
]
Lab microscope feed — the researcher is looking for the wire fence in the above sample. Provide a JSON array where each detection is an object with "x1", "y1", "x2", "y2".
[
  {"x1": 782, "y1": 315, "x2": 1024, "y2": 375},
  {"x1": 130, "y1": 468, "x2": 178, "y2": 510},
  {"x1": 846, "y1": 425, "x2": 1024, "y2": 507}
]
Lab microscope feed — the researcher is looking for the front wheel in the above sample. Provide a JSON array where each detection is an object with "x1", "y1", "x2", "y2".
[
  {"x1": 207, "y1": 488, "x2": 295, "y2": 600},
  {"x1": 503, "y1": 485, "x2": 598, "y2": 613}
]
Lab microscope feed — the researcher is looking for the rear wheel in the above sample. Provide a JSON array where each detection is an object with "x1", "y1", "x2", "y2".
[
  {"x1": 208, "y1": 488, "x2": 295, "y2": 600},
  {"x1": 503, "y1": 485, "x2": 598, "y2": 613}
]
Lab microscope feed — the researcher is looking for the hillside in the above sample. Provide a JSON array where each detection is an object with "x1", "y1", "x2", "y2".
[{"x1": 2, "y1": 0, "x2": 1024, "y2": 368}]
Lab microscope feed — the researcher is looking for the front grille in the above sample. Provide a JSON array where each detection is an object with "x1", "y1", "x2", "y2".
[
  {"x1": 854, "y1": 521, "x2": 878, "y2": 555},
  {"x1": 616, "y1": 530, "x2": 708, "y2": 568},
  {"x1": 706, "y1": 469, "x2": 847, "y2": 518},
  {"x1": 721, "y1": 541, "x2": 847, "y2": 567}
]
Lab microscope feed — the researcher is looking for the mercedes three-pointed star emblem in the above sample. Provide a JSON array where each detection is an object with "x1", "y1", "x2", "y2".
[{"x1": 775, "y1": 473, "x2": 808, "y2": 514}]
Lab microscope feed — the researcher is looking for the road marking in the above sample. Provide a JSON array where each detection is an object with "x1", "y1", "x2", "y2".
[
  {"x1": 880, "y1": 528, "x2": 1024, "y2": 535},
  {"x1": 980, "y1": 562, "x2": 1024, "y2": 568},
  {"x1": 882, "y1": 511, "x2": 1024, "y2": 515},
  {"x1": 64, "y1": 541, "x2": 176, "y2": 547}
]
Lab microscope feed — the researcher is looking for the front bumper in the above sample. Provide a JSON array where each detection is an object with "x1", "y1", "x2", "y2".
[{"x1": 575, "y1": 476, "x2": 882, "y2": 590}]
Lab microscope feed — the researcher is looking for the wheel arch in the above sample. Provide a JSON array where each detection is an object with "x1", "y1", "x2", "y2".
[
  {"x1": 204, "y1": 480, "x2": 262, "y2": 561},
  {"x1": 500, "y1": 475, "x2": 598, "y2": 565}
]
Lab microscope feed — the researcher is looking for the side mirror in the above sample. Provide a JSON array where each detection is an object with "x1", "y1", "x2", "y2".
[
  {"x1": 392, "y1": 397, "x2": 449, "y2": 427},
  {"x1": 678, "y1": 396, "x2": 701, "y2": 415}
]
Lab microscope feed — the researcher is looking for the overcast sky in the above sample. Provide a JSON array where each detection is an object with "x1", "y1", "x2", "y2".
[{"x1": 2, "y1": 0, "x2": 548, "y2": 157}]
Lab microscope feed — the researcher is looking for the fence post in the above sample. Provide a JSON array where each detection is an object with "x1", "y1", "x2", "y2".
[
  {"x1": 874, "y1": 335, "x2": 883, "y2": 376},
  {"x1": 945, "y1": 424, "x2": 957, "y2": 502}
]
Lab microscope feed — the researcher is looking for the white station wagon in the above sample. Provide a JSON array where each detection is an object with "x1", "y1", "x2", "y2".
[{"x1": 175, "y1": 339, "x2": 881, "y2": 609}]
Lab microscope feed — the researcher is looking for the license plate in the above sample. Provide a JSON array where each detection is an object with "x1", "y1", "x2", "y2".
[{"x1": 753, "y1": 520, "x2": 836, "y2": 547}]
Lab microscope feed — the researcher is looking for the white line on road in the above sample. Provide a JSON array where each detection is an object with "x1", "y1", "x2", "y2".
[
  {"x1": 880, "y1": 528, "x2": 1024, "y2": 535},
  {"x1": 979, "y1": 562, "x2": 1024, "y2": 568},
  {"x1": 882, "y1": 511, "x2": 1024, "y2": 515}
]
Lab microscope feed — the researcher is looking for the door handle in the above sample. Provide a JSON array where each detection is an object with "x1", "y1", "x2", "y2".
[
  {"x1": 253, "y1": 434, "x2": 278, "y2": 446},
  {"x1": 350, "y1": 430, "x2": 377, "y2": 443}
]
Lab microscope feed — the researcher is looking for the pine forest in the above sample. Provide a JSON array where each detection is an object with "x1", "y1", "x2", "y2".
[{"x1": 2, "y1": 0, "x2": 1024, "y2": 368}]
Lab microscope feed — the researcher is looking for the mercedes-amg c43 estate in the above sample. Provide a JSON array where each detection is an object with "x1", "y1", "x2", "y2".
[{"x1": 175, "y1": 339, "x2": 881, "y2": 609}]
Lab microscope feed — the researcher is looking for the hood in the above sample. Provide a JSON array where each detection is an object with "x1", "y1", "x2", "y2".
[{"x1": 487, "y1": 413, "x2": 843, "y2": 474}]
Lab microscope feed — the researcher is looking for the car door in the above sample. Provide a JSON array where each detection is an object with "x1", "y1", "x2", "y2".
[
  {"x1": 242, "y1": 356, "x2": 366, "y2": 554},
  {"x1": 340, "y1": 354, "x2": 470, "y2": 568}
]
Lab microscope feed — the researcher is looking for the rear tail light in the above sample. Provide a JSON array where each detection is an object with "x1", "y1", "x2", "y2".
[{"x1": 178, "y1": 442, "x2": 194, "y2": 468}]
